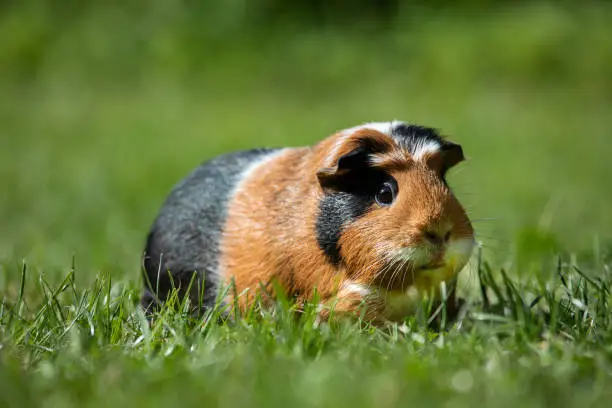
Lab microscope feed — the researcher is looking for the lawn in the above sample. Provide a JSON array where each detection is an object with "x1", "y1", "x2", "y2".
[{"x1": 1, "y1": 2, "x2": 612, "y2": 407}]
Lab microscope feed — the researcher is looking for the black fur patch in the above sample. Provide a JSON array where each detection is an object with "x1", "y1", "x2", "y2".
[
  {"x1": 316, "y1": 192, "x2": 371, "y2": 264},
  {"x1": 315, "y1": 168, "x2": 391, "y2": 265},
  {"x1": 392, "y1": 123, "x2": 464, "y2": 176},
  {"x1": 391, "y1": 124, "x2": 445, "y2": 154}
]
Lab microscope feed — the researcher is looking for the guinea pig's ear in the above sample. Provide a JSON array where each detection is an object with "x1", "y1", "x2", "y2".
[
  {"x1": 440, "y1": 140, "x2": 465, "y2": 173},
  {"x1": 316, "y1": 132, "x2": 391, "y2": 189},
  {"x1": 316, "y1": 145, "x2": 368, "y2": 189}
]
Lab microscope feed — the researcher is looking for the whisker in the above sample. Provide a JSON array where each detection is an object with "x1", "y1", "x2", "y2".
[
  {"x1": 370, "y1": 258, "x2": 395, "y2": 289},
  {"x1": 385, "y1": 259, "x2": 402, "y2": 294},
  {"x1": 393, "y1": 258, "x2": 410, "y2": 292},
  {"x1": 399, "y1": 257, "x2": 411, "y2": 292}
]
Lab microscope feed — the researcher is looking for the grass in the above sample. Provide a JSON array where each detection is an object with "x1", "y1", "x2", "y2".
[
  {"x1": 2, "y1": 2, "x2": 612, "y2": 407},
  {"x1": 2, "y1": 251, "x2": 612, "y2": 407}
]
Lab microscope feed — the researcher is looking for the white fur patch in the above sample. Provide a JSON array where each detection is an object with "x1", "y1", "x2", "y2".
[
  {"x1": 411, "y1": 139, "x2": 441, "y2": 161},
  {"x1": 238, "y1": 149, "x2": 288, "y2": 183},
  {"x1": 342, "y1": 120, "x2": 404, "y2": 137},
  {"x1": 341, "y1": 280, "x2": 371, "y2": 296},
  {"x1": 367, "y1": 155, "x2": 386, "y2": 165},
  {"x1": 342, "y1": 121, "x2": 443, "y2": 163}
]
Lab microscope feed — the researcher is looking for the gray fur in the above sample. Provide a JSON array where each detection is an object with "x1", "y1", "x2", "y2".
[{"x1": 141, "y1": 148, "x2": 280, "y2": 313}]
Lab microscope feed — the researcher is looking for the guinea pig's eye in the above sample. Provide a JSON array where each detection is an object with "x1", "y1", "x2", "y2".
[{"x1": 375, "y1": 181, "x2": 397, "y2": 206}]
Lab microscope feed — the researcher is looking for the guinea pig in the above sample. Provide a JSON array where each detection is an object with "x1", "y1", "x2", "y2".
[{"x1": 140, "y1": 121, "x2": 475, "y2": 324}]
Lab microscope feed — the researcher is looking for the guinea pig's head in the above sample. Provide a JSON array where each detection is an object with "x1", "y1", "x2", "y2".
[{"x1": 315, "y1": 121, "x2": 475, "y2": 292}]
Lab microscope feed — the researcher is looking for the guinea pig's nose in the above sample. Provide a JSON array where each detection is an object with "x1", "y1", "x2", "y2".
[{"x1": 423, "y1": 227, "x2": 452, "y2": 247}]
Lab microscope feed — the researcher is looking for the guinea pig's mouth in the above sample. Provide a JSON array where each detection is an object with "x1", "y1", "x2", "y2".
[
  {"x1": 393, "y1": 238, "x2": 475, "y2": 272},
  {"x1": 374, "y1": 258, "x2": 446, "y2": 292},
  {"x1": 391, "y1": 247, "x2": 443, "y2": 271},
  {"x1": 380, "y1": 240, "x2": 474, "y2": 291}
]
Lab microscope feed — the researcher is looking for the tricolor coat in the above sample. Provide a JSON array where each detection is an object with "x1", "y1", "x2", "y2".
[{"x1": 141, "y1": 121, "x2": 475, "y2": 324}]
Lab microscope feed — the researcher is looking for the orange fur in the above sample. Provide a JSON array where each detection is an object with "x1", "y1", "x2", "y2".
[{"x1": 219, "y1": 126, "x2": 474, "y2": 323}]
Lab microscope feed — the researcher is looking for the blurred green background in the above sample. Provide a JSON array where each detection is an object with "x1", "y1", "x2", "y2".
[{"x1": 1, "y1": 0, "x2": 611, "y2": 281}]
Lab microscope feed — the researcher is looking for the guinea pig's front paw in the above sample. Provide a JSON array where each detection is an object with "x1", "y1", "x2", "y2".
[{"x1": 315, "y1": 290, "x2": 385, "y2": 326}]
